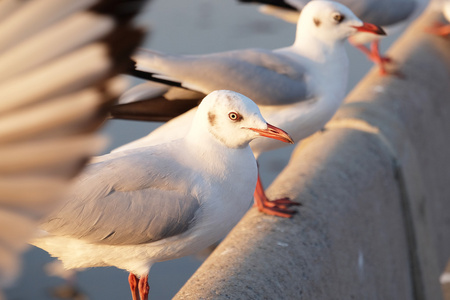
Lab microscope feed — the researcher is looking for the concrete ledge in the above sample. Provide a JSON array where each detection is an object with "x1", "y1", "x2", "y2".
[{"x1": 174, "y1": 9, "x2": 450, "y2": 300}]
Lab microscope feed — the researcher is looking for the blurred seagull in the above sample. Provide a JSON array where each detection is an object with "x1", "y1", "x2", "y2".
[
  {"x1": 426, "y1": 0, "x2": 450, "y2": 36},
  {"x1": 31, "y1": 90, "x2": 294, "y2": 300},
  {"x1": 0, "y1": 0, "x2": 147, "y2": 292},
  {"x1": 110, "y1": 0, "x2": 385, "y2": 218},
  {"x1": 237, "y1": 0, "x2": 428, "y2": 76}
]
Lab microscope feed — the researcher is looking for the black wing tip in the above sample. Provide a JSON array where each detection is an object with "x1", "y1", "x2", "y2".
[
  {"x1": 125, "y1": 68, "x2": 184, "y2": 89},
  {"x1": 237, "y1": 0, "x2": 297, "y2": 11},
  {"x1": 110, "y1": 97, "x2": 201, "y2": 122},
  {"x1": 89, "y1": 0, "x2": 149, "y2": 22},
  {"x1": 100, "y1": 26, "x2": 146, "y2": 69}
]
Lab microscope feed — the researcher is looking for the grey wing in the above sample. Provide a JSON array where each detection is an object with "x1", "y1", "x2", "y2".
[
  {"x1": 42, "y1": 188, "x2": 200, "y2": 246},
  {"x1": 110, "y1": 81, "x2": 203, "y2": 122},
  {"x1": 40, "y1": 149, "x2": 201, "y2": 246},
  {"x1": 337, "y1": 0, "x2": 416, "y2": 26},
  {"x1": 135, "y1": 48, "x2": 313, "y2": 106}
]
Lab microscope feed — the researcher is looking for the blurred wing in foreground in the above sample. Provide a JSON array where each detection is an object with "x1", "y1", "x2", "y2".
[{"x1": 0, "y1": 0, "x2": 147, "y2": 289}]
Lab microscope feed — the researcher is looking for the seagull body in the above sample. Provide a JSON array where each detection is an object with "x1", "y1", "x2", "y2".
[
  {"x1": 237, "y1": 0, "x2": 428, "y2": 75},
  {"x1": 126, "y1": 38, "x2": 347, "y2": 157},
  {"x1": 34, "y1": 139, "x2": 254, "y2": 274},
  {"x1": 31, "y1": 90, "x2": 293, "y2": 300},
  {"x1": 111, "y1": 0, "x2": 385, "y2": 217}
]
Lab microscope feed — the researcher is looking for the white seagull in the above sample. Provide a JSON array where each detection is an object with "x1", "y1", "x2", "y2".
[
  {"x1": 237, "y1": 0, "x2": 428, "y2": 76},
  {"x1": 0, "y1": 0, "x2": 146, "y2": 292},
  {"x1": 426, "y1": 0, "x2": 450, "y2": 36},
  {"x1": 31, "y1": 90, "x2": 294, "y2": 300},
  {"x1": 110, "y1": 0, "x2": 385, "y2": 218}
]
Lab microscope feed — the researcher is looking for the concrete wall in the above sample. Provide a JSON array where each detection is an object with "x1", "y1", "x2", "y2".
[{"x1": 174, "y1": 9, "x2": 450, "y2": 300}]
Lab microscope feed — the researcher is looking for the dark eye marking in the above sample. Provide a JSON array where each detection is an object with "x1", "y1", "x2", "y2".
[
  {"x1": 208, "y1": 112, "x2": 216, "y2": 126},
  {"x1": 333, "y1": 13, "x2": 345, "y2": 23},
  {"x1": 228, "y1": 112, "x2": 243, "y2": 122},
  {"x1": 313, "y1": 18, "x2": 321, "y2": 27}
]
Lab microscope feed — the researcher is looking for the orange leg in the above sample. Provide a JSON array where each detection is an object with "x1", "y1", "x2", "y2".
[
  {"x1": 352, "y1": 40, "x2": 401, "y2": 77},
  {"x1": 426, "y1": 22, "x2": 450, "y2": 36},
  {"x1": 138, "y1": 274, "x2": 150, "y2": 300},
  {"x1": 128, "y1": 273, "x2": 139, "y2": 300},
  {"x1": 253, "y1": 174, "x2": 300, "y2": 218}
]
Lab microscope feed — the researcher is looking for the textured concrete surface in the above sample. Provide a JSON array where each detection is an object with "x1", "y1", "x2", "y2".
[
  {"x1": 174, "y1": 8, "x2": 450, "y2": 300},
  {"x1": 175, "y1": 129, "x2": 414, "y2": 300}
]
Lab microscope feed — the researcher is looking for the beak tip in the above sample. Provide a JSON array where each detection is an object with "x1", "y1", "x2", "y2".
[
  {"x1": 376, "y1": 26, "x2": 387, "y2": 36},
  {"x1": 250, "y1": 123, "x2": 295, "y2": 144},
  {"x1": 354, "y1": 22, "x2": 387, "y2": 36}
]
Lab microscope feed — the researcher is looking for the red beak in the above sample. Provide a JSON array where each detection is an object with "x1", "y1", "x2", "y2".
[
  {"x1": 352, "y1": 22, "x2": 386, "y2": 35},
  {"x1": 249, "y1": 123, "x2": 294, "y2": 144}
]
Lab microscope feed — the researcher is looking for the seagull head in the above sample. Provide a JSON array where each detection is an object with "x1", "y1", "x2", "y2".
[
  {"x1": 296, "y1": 0, "x2": 385, "y2": 44},
  {"x1": 191, "y1": 90, "x2": 294, "y2": 149}
]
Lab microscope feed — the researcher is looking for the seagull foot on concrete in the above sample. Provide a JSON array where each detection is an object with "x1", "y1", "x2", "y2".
[
  {"x1": 254, "y1": 176, "x2": 299, "y2": 218},
  {"x1": 352, "y1": 41, "x2": 402, "y2": 77},
  {"x1": 425, "y1": 22, "x2": 450, "y2": 36}
]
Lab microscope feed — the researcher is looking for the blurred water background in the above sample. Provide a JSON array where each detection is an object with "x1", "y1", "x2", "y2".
[{"x1": 5, "y1": 0, "x2": 401, "y2": 299}]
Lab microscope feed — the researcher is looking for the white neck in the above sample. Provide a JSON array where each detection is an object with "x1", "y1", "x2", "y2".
[
  {"x1": 292, "y1": 27, "x2": 346, "y2": 61},
  {"x1": 184, "y1": 126, "x2": 255, "y2": 180},
  {"x1": 278, "y1": 33, "x2": 348, "y2": 101}
]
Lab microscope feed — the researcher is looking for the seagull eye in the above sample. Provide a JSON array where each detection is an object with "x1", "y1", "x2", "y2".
[
  {"x1": 333, "y1": 13, "x2": 345, "y2": 23},
  {"x1": 228, "y1": 112, "x2": 242, "y2": 121}
]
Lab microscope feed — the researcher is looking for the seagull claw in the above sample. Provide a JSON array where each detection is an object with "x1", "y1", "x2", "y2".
[
  {"x1": 256, "y1": 202, "x2": 298, "y2": 218},
  {"x1": 263, "y1": 197, "x2": 301, "y2": 210},
  {"x1": 378, "y1": 68, "x2": 406, "y2": 79},
  {"x1": 254, "y1": 176, "x2": 299, "y2": 218},
  {"x1": 425, "y1": 22, "x2": 450, "y2": 36},
  {"x1": 138, "y1": 274, "x2": 149, "y2": 300}
]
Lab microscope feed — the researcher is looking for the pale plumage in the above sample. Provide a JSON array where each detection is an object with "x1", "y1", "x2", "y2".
[
  {"x1": 237, "y1": 0, "x2": 428, "y2": 75},
  {"x1": 31, "y1": 90, "x2": 293, "y2": 300},
  {"x1": 111, "y1": 0, "x2": 385, "y2": 217},
  {"x1": 445, "y1": 0, "x2": 450, "y2": 21},
  {"x1": 238, "y1": 0, "x2": 417, "y2": 26},
  {"x1": 426, "y1": 0, "x2": 450, "y2": 36}
]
